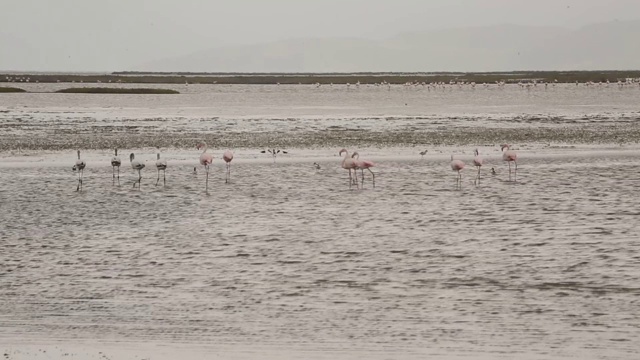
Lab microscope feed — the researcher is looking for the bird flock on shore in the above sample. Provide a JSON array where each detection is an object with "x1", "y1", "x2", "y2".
[{"x1": 71, "y1": 143, "x2": 518, "y2": 192}]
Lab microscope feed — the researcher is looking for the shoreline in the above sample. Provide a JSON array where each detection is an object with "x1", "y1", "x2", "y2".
[{"x1": 2, "y1": 70, "x2": 640, "y2": 85}]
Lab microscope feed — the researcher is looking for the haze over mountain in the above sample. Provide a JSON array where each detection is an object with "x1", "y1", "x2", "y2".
[
  {"x1": 138, "y1": 20, "x2": 640, "y2": 72},
  {"x1": 2, "y1": 1, "x2": 640, "y2": 72}
]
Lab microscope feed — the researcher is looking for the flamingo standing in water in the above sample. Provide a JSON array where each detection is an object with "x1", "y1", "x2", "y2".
[
  {"x1": 339, "y1": 148, "x2": 358, "y2": 189},
  {"x1": 197, "y1": 142, "x2": 213, "y2": 192},
  {"x1": 222, "y1": 150, "x2": 233, "y2": 183},
  {"x1": 74, "y1": 150, "x2": 86, "y2": 191},
  {"x1": 155, "y1": 152, "x2": 167, "y2": 186},
  {"x1": 111, "y1": 149, "x2": 121, "y2": 185},
  {"x1": 501, "y1": 144, "x2": 518, "y2": 181},
  {"x1": 450, "y1": 155, "x2": 465, "y2": 189},
  {"x1": 472, "y1": 149, "x2": 483, "y2": 185},
  {"x1": 130, "y1": 153, "x2": 145, "y2": 189},
  {"x1": 352, "y1": 152, "x2": 376, "y2": 188}
]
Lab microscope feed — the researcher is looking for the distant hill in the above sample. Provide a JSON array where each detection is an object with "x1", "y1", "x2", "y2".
[{"x1": 137, "y1": 20, "x2": 640, "y2": 72}]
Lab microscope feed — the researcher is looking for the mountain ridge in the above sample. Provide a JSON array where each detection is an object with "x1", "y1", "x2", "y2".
[{"x1": 135, "y1": 20, "x2": 640, "y2": 72}]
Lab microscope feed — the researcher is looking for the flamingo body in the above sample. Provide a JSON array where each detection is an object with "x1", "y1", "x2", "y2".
[
  {"x1": 450, "y1": 155, "x2": 464, "y2": 189},
  {"x1": 74, "y1": 150, "x2": 86, "y2": 191},
  {"x1": 352, "y1": 152, "x2": 376, "y2": 187},
  {"x1": 130, "y1": 153, "x2": 145, "y2": 189},
  {"x1": 339, "y1": 148, "x2": 359, "y2": 189},
  {"x1": 155, "y1": 153, "x2": 167, "y2": 186},
  {"x1": 473, "y1": 149, "x2": 483, "y2": 185},
  {"x1": 197, "y1": 143, "x2": 213, "y2": 192},
  {"x1": 501, "y1": 144, "x2": 518, "y2": 181},
  {"x1": 222, "y1": 150, "x2": 233, "y2": 183}
]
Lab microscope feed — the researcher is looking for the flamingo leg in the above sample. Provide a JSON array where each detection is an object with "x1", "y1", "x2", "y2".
[
  {"x1": 514, "y1": 162, "x2": 518, "y2": 182},
  {"x1": 117, "y1": 166, "x2": 120, "y2": 185},
  {"x1": 353, "y1": 168, "x2": 359, "y2": 189},
  {"x1": 163, "y1": 170, "x2": 166, "y2": 186},
  {"x1": 76, "y1": 170, "x2": 81, "y2": 191},
  {"x1": 205, "y1": 165, "x2": 209, "y2": 193},
  {"x1": 368, "y1": 168, "x2": 375, "y2": 188},
  {"x1": 475, "y1": 166, "x2": 481, "y2": 185},
  {"x1": 361, "y1": 169, "x2": 365, "y2": 186},
  {"x1": 508, "y1": 162, "x2": 512, "y2": 181},
  {"x1": 138, "y1": 169, "x2": 142, "y2": 189},
  {"x1": 348, "y1": 169, "x2": 352, "y2": 189},
  {"x1": 156, "y1": 169, "x2": 160, "y2": 186}
]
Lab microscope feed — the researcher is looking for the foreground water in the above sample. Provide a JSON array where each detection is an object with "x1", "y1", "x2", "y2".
[
  {"x1": 1, "y1": 84, "x2": 640, "y2": 359},
  {"x1": 1, "y1": 148, "x2": 640, "y2": 359}
]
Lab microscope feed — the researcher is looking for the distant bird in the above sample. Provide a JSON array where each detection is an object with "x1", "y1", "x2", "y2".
[
  {"x1": 74, "y1": 150, "x2": 86, "y2": 191},
  {"x1": 155, "y1": 152, "x2": 167, "y2": 186},
  {"x1": 491, "y1": 167, "x2": 497, "y2": 176},
  {"x1": 313, "y1": 162, "x2": 321, "y2": 170},
  {"x1": 501, "y1": 144, "x2": 518, "y2": 181},
  {"x1": 419, "y1": 149, "x2": 428, "y2": 159},
  {"x1": 130, "y1": 153, "x2": 145, "y2": 189},
  {"x1": 111, "y1": 148, "x2": 121, "y2": 185},
  {"x1": 261, "y1": 149, "x2": 287, "y2": 163},
  {"x1": 193, "y1": 167, "x2": 197, "y2": 175},
  {"x1": 197, "y1": 142, "x2": 213, "y2": 192},
  {"x1": 450, "y1": 155, "x2": 465, "y2": 189},
  {"x1": 472, "y1": 148, "x2": 483, "y2": 185},
  {"x1": 339, "y1": 148, "x2": 358, "y2": 189},
  {"x1": 352, "y1": 152, "x2": 376, "y2": 188},
  {"x1": 222, "y1": 150, "x2": 233, "y2": 184}
]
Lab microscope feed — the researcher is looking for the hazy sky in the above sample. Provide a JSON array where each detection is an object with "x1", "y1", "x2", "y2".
[{"x1": 1, "y1": 0, "x2": 639, "y2": 71}]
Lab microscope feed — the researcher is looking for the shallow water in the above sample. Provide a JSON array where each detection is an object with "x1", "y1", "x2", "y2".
[
  {"x1": 1, "y1": 83, "x2": 640, "y2": 151},
  {"x1": 1, "y1": 83, "x2": 640, "y2": 359},
  {"x1": 1, "y1": 149, "x2": 640, "y2": 359}
]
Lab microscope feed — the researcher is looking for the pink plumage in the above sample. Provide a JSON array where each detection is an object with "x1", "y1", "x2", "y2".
[
  {"x1": 501, "y1": 144, "x2": 518, "y2": 181},
  {"x1": 222, "y1": 150, "x2": 234, "y2": 183},
  {"x1": 197, "y1": 142, "x2": 213, "y2": 192},
  {"x1": 351, "y1": 151, "x2": 376, "y2": 187},
  {"x1": 450, "y1": 155, "x2": 464, "y2": 189}
]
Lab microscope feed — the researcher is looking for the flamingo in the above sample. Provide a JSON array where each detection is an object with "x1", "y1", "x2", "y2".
[
  {"x1": 111, "y1": 149, "x2": 121, "y2": 185},
  {"x1": 419, "y1": 149, "x2": 428, "y2": 159},
  {"x1": 74, "y1": 150, "x2": 86, "y2": 191},
  {"x1": 472, "y1": 148, "x2": 483, "y2": 185},
  {"x1": 155, "y1": 152, "x2": 167, "y2": 186},
  {"x1": 352, "y1": 152, "x2": 376, "y2": 188},
  {"x1": 197, "y1": 142, "x2": 213, "y2": 192},
  {"x1": 501, "y1": 144, "x2": 518, "y2": 181},
  {"x1": 130, "y1": 153, "x2": 145, "y2": 189},
  {"x1": 222, "y1": 150, "x2": 233, "y2": 183},
  {"x1": 450, "y1": 155, "x2": 465, "y2": 189},
  {"x1": 338, "y1": 148, "x2": 358, "y2": 189}
]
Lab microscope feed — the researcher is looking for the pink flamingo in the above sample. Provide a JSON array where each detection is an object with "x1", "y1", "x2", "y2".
[
  {"x1": 450, "y1": 155, "x2": 465, "y2": 189},
  {"x1": 351, "y1": 152, "x2": 376, "y2": 188},
  {"x1": 501, "y1": 144, "x2": 518, "y2": 181},
  {"x1": 339, "y1": 148, "x2": 358, "y2": 189},
  {"x1": 222, "y1": 150, "x2": 233, "y2": 183},
  {"x1": 197, "y1": 142, "x2": 214, "y2": 192},
  {"x1": 472, "y1": 148, "x2": 483, "y2": 185}
]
